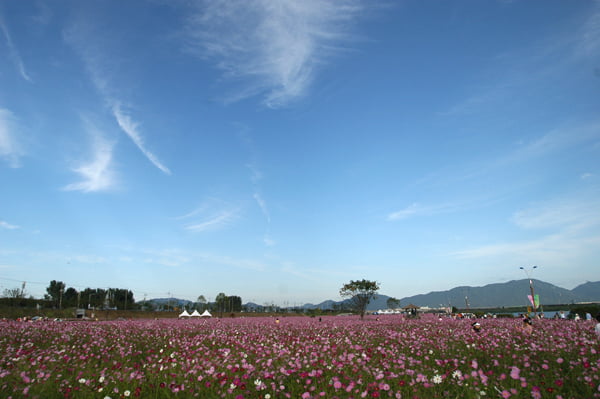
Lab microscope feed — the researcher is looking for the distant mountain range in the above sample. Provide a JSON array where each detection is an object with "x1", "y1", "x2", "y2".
[
  {"x1": 146, "y1": 279, "x2": 600, "y2": 311},
  {"x1": 300, "y1": 280, "x2": 600, "y2": 310}
]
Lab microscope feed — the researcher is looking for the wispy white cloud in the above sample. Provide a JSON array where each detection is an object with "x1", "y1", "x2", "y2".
[
  {"x1": 253, "y1": 192, "x2": 270, "y2": 223},
  {"x1": 506, "y1": 122, "x2": 600, "y2": 164},
  {"x1": 144, "y1": 252, "x2": 190, "y2": 268},
  {"x1": 575, "y1": 2, "x2": 600, "y2": 58},
  {"x1": 0, "y1": 16, "x2": 32, "y2": 82},
  {"x1": 246, "y1": 163, "x2": 263, "y2": 184},
  {"x1": 184, "y1": 0, "x2": 363, "y2": 107},
  {"x1": 238, "y1": 127, "x2": 275, "y2": 246},
  {"x1": 0, "y1": 108, "x2": 24, "y2": 168},
  {"x1": 254, "y1": 190, "x2": 275, "y2": 247},
  {"x1": 441, "y1": 3, "x2": 600, "y2": 118},
  {"x1": 30, "y1": 2, "x2": 53, "y2": 26},
  {"x1": 263, "y1": 234, "x2": 275, "y2": 247},
  {"x1": 511, "y1": 195, "x2": 600, "y2": 232},
  {"x1": 280, "y1": 261, "x2": 319, "y2": 281},
  {"x1": 387, "y1": 202, "x2": 466, "y2": 221},
  {"x1": 451, "y1": 233, "x2": 600, "y2": 265},
  {"x1": 185, "y1": 210, "x2": 239, "y2": 232},
  {"x1": 452, "y1": 194, "x2": 600, "y2": 265},
  {"x1": 63, "y1": 124, "x2": 116, "y2": 193},
  {"x1": 179, "y1": 199, "x2": 240, "y2": 233},
  {"x1": 139, "y1": 247, "x2": 265, "y2": 271},
  {"x1": 174, "y1": 204, "x2": 208, "y2": 220},
  {"x1": 64, "y1": 22, "x2": 171, "y2": 175},
  {"x1": 197, "y1": 252, "x2": 266, "y2": 271},
  {"x1": 0, "y1": 220, "x2": 19, "y2": 230},
  {"x1": 112, "y1": 104, "x2": 171, "y2": 175},
  {"x1": 69, "y1": 254, "x2": 107, "y2": 264},
  {"x1": 406, "y1": 120, "x2": 600, "y2": 199},
  {"x1": 387, "y1": 203, "x2": 421, "y2": 221}
]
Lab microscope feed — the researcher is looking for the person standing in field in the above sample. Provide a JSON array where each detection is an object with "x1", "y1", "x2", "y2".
[
  {"x1": 595, "y1": 314, "x2": 600, "y2": 339},
  {"x1": 521, "y1": 317, "x2": 533, "y2": 335}
]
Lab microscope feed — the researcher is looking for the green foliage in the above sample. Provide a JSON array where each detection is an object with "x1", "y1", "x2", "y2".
[
  {"x1": 80, "y1": 288, "x2": 106, "y2": 309},
  {"x1": 339, "y1": 279, "x2": 380, "y2": 319},
  {"x1": 196, "y1": 295, "x2": 207, "y2": 310},
  {"x1": 228, "y1": 295, "x2": 242, "y2": 312},
  {"x1": 63, "y1": 287, "x2": 79, "y2": 308},
  {"x1": 106, "y1": 288, "x2": 135, "y2": 310},
  {"x1": 387, "y1": 297, "x2": 401, "y2": 309},
  {"x1": 213, "y1": 293, "x2": 243, "y2": 315},
  {"x1": 568, "y1": 305, "x2": 600, "y2": 319},
  {"x1": 45, "y1": 280, "x2": 65, "y2": 307}
]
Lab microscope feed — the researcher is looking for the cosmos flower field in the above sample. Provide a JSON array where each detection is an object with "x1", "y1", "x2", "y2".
[{"x1": 0, "y1": 315, "x2": 598, "y2": 398}]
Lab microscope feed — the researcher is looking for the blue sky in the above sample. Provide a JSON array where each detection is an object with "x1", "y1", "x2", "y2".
[{"x1": 1, "y1": 0, "x2": 599, "y2": 306}]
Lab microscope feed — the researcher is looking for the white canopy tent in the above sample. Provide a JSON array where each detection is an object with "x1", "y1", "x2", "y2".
[
  {"x1": 178, "y1": 310, "x2": 191, "y2": 318},
  {"x1": 200, "y1": 309, "x2": 212, "y2": 317},
  {"x1": 190, "y1": 310, "x2": 202, "y2": 317}
]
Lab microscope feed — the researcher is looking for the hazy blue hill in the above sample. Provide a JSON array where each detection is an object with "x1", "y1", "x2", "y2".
[
  {"x1": 302, "y1": 296, "x2": 393, "y2": 311},
  {"x1": 571, "y1": 281, "x2": 600, "y2": 302},
  {"x1": 397, "y1": 279, "x2": 577, "y2": 308},
  {"x1": 145, "y1": 280, "x2": 599, "y2": 311},
  {"x1": 146, "y1": 298, "x2": 193, "y2": 307},
  {"x1": 244, "y1": 302, "x2": 262, "y2": 310},
  {"x1": 366, "y1": 295, "x2": 393, "y2": 310},
  {"x1": 302, "y1": 300, "x2": 338, "y2": 310}
]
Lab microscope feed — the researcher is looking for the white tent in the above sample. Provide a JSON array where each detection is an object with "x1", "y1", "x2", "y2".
[
  {"x1": 200, "y1": 309, "x2": 212, "y2": 318},
  {"x1": 178, "y1": 310, "x2": 191, "y2": 318},
  {"x1": 190, "y1": 310, "x2": 202, "y2": 317}
]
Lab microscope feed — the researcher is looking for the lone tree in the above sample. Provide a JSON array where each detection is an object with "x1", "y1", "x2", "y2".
[
  {"x1": 45, "y1": 280, "x2": 66, "y2": 308},
  {"x1": 197, "y1": 295, "x2": 207, "y2": 311},
  {"x1": 339, "y1": 279, "x2": 380, "y2": 320},
  {"x1": 387, "y1": 297, "x2": 401, "y2": 310},
  {"x1": 215, "y1": 292, "x2": 227, "y2": 317}
]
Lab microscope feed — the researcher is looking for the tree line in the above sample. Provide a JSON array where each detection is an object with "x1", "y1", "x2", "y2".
[
  {"x1": 3, "y1": 278, "x2": 385, "y2": 318},
  {"x1": 44, "y1": 280, "x2": 134, "y2": 310}
]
